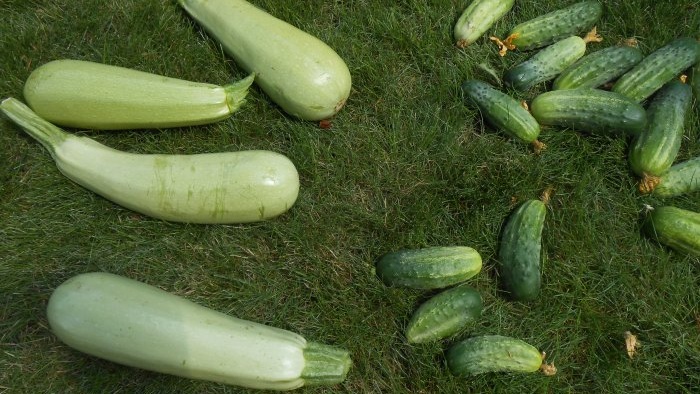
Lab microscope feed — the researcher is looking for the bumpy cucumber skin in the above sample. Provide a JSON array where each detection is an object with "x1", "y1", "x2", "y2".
[
  {"x1": 454, "y1": 0, "x2": 515, "y2": 48},
  {"x1": 498, "y1": 200, "x2": 546, "y2": 301},
  {"x1": 553, "y1": 45, "x2": 643, "y2": 90},
  {"x1": 376, "y1": 246, "x2": 482, "y2": 289},
  {"x1": 446, "y1": 335, "x2": 542, "y2": 376},
  {"x1": 530, "y1": 88, "x2": 647, "y2": 135},
  {"x1": 644, "y1": 206, "x2": 700, "y2": 256},
  {"x1": 612, "y1": 37, "x2": 700, "y2": 103},
  {"x1": 629, "y1": 80, "x2": 692, "y2": 177},
  {"x1": 405, "y1": 285, "x2": 483, "y2": 344},
  {"x1": 505, "y1": 36, "x2": 587, "y2": 91},
  {"x1": 654, "y1": 156, "x2": 700, "y2": 197},
  {"x1": 462, "y1": 80, "x2": 540, "y2": 143},
  {"x1": 507, "y1": 1, "x2": 602, "y2": 51}
]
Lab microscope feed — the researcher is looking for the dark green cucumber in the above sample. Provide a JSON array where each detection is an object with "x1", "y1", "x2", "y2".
[
  {"x1": 405, "y1": 285, "x2": 483, "y2": 344},
  {"x1": 630, "y1": 79, "x2": 692, "y2": 190},
  {"x1": 612, "y1": 37, "x2": 700, "y2": 102},
  {"x1": 498, "y1": 199, "x2": 545, "y2": 301},
  {"x1": 643, "y1": 206, "x2": 700, "y2": 256},
  {"x1": 691, "y1": 65, "x2": 700, "y2": 98},
  {"x1": 652, "y1": 156, "x2": 700, "y2": 197},
  {"x1": 446, "y1": 335, "x2": 543, "y2": 376},
  {"x1": 553, "y1": 43, "x2": 643, "y2": 90},
  {"x1": 530, "y1": 88, "x2": 647, "y2": 136},
  {"x1": 461, "y1": 80, "x2": 541, "y2": 145},
  {"x1": 376, "y1": 246, "x2": 482, "y2": 289},
  {"x1": 454, "y1": 0, "x2": 515, "y2": 48}
]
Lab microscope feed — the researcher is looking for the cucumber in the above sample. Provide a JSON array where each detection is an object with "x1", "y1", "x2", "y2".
[
  {"x1": 643, "y1": 206, "x2": 700, "y2": 256},
  {"x1": 652, "y1": 156, "x2": 700, "y2": 197},
  {"x1": 376, "y1": 246, "x2": 482, "y2": 289},
  {"x1": 530, "y1": 88, "x2": 647, "y2": 136},
  {"x1": 553, "y1": 43, "x2": 644, "y2": 90},
  {"x1": 504, "y1": 32, "x2": 601, "y2": 91},
  {"x1": 454, "y1": 0, "x2": 515, "y2": 48},
  {"x1": 691, "y1": 65, "x2": 700, "y2": 98},
  {"x1": 498, "y1": 199, "x2": 546, "y2": 301},
  {"x1": 446, "y1": 335, "x2": 543, "y2": 376},
  {"x1": 405, "y1": 284, "x2": 483, "y2": 344},
  {"x1": 630, "y1": 79, "x2": 692, "y2": 192},
  {"x1": 612, "y1": 37, "x2": 700, "y2": 103}
]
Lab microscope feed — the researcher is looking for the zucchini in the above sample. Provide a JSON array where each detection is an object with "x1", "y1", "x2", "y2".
[
  {"x1": 652, "y1": 156, "x2": 700, "y2": 197},
  {"x1": 405, "y1": 284, "x2": 483, "y2": 344},
  {"x1": 0, "y1": 98, "x2": 299, "y2": 224},
  {"x1": 454, "y1": 0, "x2": 515, "y2": 48},
  {"x1": 22, "y1": 60, "x2": 254, "y2": 130},
  {"x1": 446, "y1": 335, "x2": 543, "y2": 376},
  {"x1": 178, "y1": 0, "x2": 351, "y2": 121},
  {"x1": 47, "y1": 272, "x2": 351, "y2": 390},
  {"x1": 530, "y1": 88, "x2": 647, "y2": 136},
  {"x1": 612, "y1": 37, "x2": 700, "y2": 103},
  {"x1": 498, "y1": 199, "x2": 546, "y2": 301},
  {"x1": 553, "y1": 42, "x2": 644, "y2": 90},
  {"x1": 376, "y1": 246, "x2": 482, "y2": 289},
  {"x1": 630, "y1": 79, "x2": 692, "y2": 192},
  {"x1": 504, "y1": 30, "x2": 602, "y2": 92},
  {"x1": 643, "y1": 206, "x2": 700, "y2": 256}
]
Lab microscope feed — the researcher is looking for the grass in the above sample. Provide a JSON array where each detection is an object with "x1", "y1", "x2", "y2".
[{"x1": 1, "y1": 0, "x2": 699, "y2": 392}]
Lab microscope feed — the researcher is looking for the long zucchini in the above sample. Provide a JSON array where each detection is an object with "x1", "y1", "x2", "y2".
[
  {"x1": 0, "y1": 98, "x2": 299, "y2": 224},
  {"x1": 454, "y1": 0, "x2": 515, "y2": 48},
  {"x1": 643, "y1": 206, "x2": 700, "y2": 256},
  {"x1": 47, "y1": 272, "x2": 351, "y2": 390},
  {"x1": 553, "y1": 42, "x2": 643, "y2": 90}
]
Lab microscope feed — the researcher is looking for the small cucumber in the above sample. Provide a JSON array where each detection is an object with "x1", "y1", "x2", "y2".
[
  {"x1": 461, "y1": 80, "x2": 542, "y2": 149},
  {"x1": 376, "y1": 246, "x2": 482, "y2": 289},
  {"x1": 553, "y1": 42, "x2": 644, "y2": 90},
  {"x1": 405, "y1": 285, "x2": 483, "y2": 344},
  {"x1": 612, "y1": 37, "x2": 700, "y2": 103},
  {"x1": 630, "y1": 79, "x2": 692, "y2": 192},
  {"x1": 643, "y1": 206, "x2": 700, "y2": 256},
  {"x1": 446, "y1": 335, "x2": 543, "y2": 376},
  {"x1": 530, "y1": 88, "x2": 647, "y2": 136},
  {"x1": 498, "y1": 199, "x2": 546, "y2": 301},
  {"x1": 454, "y1": 0, "x2": 515, "y2": 48},
  {"x1": 651, "y1": 156, "x2": 700, "y2": 197}
]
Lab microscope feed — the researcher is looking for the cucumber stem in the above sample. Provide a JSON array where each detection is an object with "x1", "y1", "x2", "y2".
[
  {"x1": 0, "y1": 97, "x2": 67, "y2": 157},
  {"x1": 224, "y1": 73, "x2": 255, "y2": 114},
  {"x1": 639, "y1": 173, "x2": 661, "y2": 194},
  {"x1": 490, "y1": 35, "x2": 518, "y2": 57},
  {"x1": 300, "y1": 342, "x2": 351, "y2": 386},
  {"x1": 583, "y1": 26, "x2": 603, "y2": 44}
]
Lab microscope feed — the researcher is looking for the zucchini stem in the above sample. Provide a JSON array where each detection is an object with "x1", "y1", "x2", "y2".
[
  {"x1": 0, "y1": 97, "x2": 67, "y2": 157},
  {"x1": 300, "y1": 342, "x2": 352, "y2": 386},
  {"x1": 224, "y1": 73, "x2": 256, "y2": 113}
]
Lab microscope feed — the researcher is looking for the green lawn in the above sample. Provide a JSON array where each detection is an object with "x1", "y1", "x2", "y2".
[{"x1": 1, "y1": 0, "x2": 699, "y2": 393}]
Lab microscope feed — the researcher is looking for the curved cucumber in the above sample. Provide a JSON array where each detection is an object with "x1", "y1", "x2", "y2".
[
  {"x1": 498, "y1": 199, "x2": 546, "y2": 301},
  {"x1": 553, "y1": 43, "x2": 643, "y2": 90},
  {"x1": 643, "y1": 206, "x2": 700, "y2": 256},
  {"x1": 461, "y1": 80, "x2": 541, "y2": 145},
  {"x1": 446, "y1": 335, "x2": 543, "y2": 376},
  {"x1": 376, "y1": 246, "x2": 482, "y2": 289},
  {"x1": 652, "y1": 156, "x2": 700, "y2": 197},
  {"x1": 405, "y1": 285, "x2": 483, "y2": 344},
  {"x1": 530, "y1": 88, "x2": 647, "y2": 136},
  {"x1": 612, "y1": 37, "x2": 700, "y2": 103},
  {"x1": 454, "y1": 0, "x2": 515, "y2": 48}
]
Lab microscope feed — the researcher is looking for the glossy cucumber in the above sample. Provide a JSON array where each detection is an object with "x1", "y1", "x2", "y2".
[
  {"x1": 454, "y1": 0, "x2": 515, "y2": 48},
  {"x1": 612, "y1": 37, "x2": 700, "y2": 103},
  {"x1": 405, "y1": 285, "x2": 483, "y2": 344},
  {"x1": 498, "y1": 200, "x2": 546, "y2": 301},
  {"x1": 652, "y1": 156, "x2": 700, "y2": 197},
  {"x1": 530, "y1": 88, "x2": 647, "y2": 136},
  {"x1": 446, "y1": 335, "x2": 543, "y2": 376},
  {"x1": 376, "y1": 246, "x2": 482, "y2": 289},
  {"x1": 643, "y1": 206, "x2": 700, "y2": 256},
  {"x1": 553, "y1": 43, "x2": 644, "y2": 90}
]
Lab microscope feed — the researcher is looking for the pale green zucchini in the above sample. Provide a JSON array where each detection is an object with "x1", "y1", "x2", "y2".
[
  {"x1": 178, "y1": 0, "x2": 351, "y2": 121},
  {"x1": 454, "y1": 0, "x2": 515, "y2": 48},
  {"x1": 47, "y1": 272, "x2": 351, "y2": 390},
  {"x1": 23, "y1": 59, "x2": 253, "y2": 130},
  {"x1": 1, "y1": 98, "x2": 299, "y2": 224}
]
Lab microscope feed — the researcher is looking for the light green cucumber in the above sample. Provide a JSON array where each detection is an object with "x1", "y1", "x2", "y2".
[
  {"x1": 652, "y1": 156, "x2": 700, "y2": 197},
  {"x1": 446, "y1": 335, "x2": 543, "y2": 376},
  {"x1": 553, "y1": 42, "x2": 643, "y2": 90},
  {"x1": 454, "y1": 0, "x2": 515, "y2": 48},
  {"x1": 643, "y1": 206, "x2": 700, "y2": 256}
]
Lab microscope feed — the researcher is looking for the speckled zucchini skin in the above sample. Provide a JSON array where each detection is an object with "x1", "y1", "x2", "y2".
[
  {"x1": 376, "y1": 246, "x2": 482, "y2": 289},
  {"x1": 461, "y1": 79, "x2": 540, "y2": 143},
  {"x1": 553, "y1": 44, "x2": 643, "y2": 90},
  {"x1": 612, "y1": 37, "x2": 700, "y2": 103},
  {"x1": 446, "y1": 335, "x2": 543, "y2": 376},
  {"x1": 629, "y1": 80, "x2": 692, "y2": 177},
  {"x1": 506, "y1": 1, "x2": 602, "y2": 51},
  {"x1": 643, "y1": 206, "x2": 700, "y2": 256},
  {"x1": 454, "y1": 0, "x2": 515, "y2": 48},
  {"x1": 505, "y1": 36, "x2": 587, "y2": 91},
  {"x1": 405, "y1": 285, "x2": 483, "y2": 344},
  {"x1": 498, "y1": 200, "x2": 545, "y2": 301},
  {"x1": 530, "y1": 88, "x2": 647, "y2": 135},
  {"x1": 653, "y1": 156, "x2": 700, "y2": 197}
]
